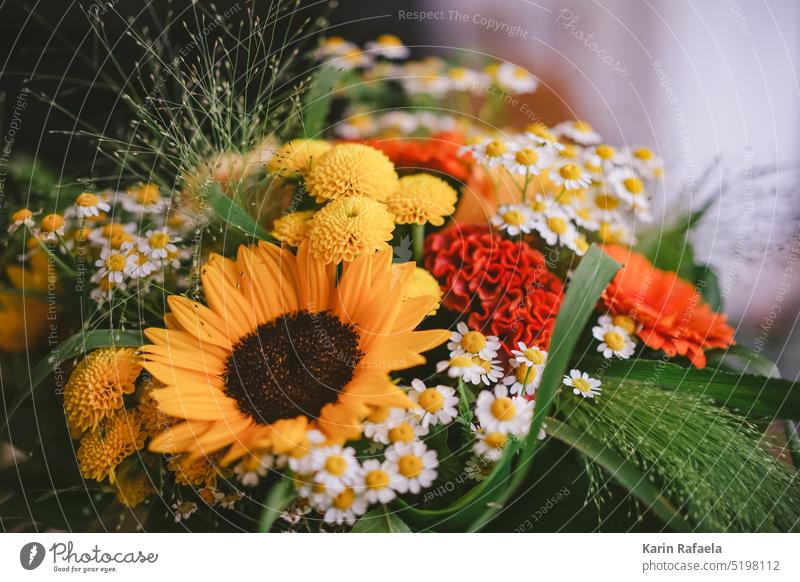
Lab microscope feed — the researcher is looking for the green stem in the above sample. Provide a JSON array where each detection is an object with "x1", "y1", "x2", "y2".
[{"x1": 411, "y1": 223, "x2": 425, "y2": 266}]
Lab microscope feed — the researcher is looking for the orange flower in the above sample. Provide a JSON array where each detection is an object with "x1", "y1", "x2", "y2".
[
  {"x1": 602, "y1": 245, "x2": 734, "y2": 368},
  {"x1": 366, "y1": 132, "x2": 472, "y2": 181}
]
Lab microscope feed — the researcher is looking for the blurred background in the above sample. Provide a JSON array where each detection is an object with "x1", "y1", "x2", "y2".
[{"x1": 2, "y1": 0, "x2": 799, "y2": 377}]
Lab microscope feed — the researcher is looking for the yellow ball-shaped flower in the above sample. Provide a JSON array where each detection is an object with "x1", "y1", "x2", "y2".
[
  {"x1": 272, "y1": 210, "x2": 315, "y2": 247},
  {"x1": 386, "y1": 173, "x2": 458, "y2": 226},
  {"x1": 77, "y1": 410, "x2": 145, "y2": 483},
  {"x1": 393, "y1": 265, "x2": 442, "y2": 315},
  {"x1": 308, "y1": 197, "x2": 395, "y2": 263},
  {"x1": 267, "y1": 139, "x2": 333, "y2": 178},
  {"x1": 305, "y1": 143, "x2": 398, "y2": 203}
]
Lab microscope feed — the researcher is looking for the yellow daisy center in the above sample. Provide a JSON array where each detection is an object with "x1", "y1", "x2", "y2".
[
  {"x1": 418, "y1": 388, "x2": 444, "y2": 413},
  {"x1": 475, "y1": 358, "x2": 493, "y2": 373},
  {"x1": 12, "y1": 208, "x2": 33, "y2": 222},
  {"x1": 389, "y1": 422, "x2": 415, "y2": 444},
  {"x1": 530, "y1": 198, "x2": 547, "y2": 212},
  {"x1": 325, "y1": 455, "x2": 348, "y2": 477},
  {"x1": 515, "y1": 148, "x2": 538, "y2": 165},
  {"x1": 450, "y1": 355, "x2": 475, "y2": 368},
  {"x1": 376, "y1": 34, "x2": 401, "y2": 46},
  {"x1": 485, "y1": 432, "x2": 508, "y2": 449},
  {"x1": 547, "y1": 217, "x2": 568, "y2": 235},
  {"x1": 623, "y1": 177, "x2": 644, "y2": 195},
  {"x1": 398, "y1": 454, "x2": 423, "y2": 478},
  {"x1": 612, "y1": 315, "x2": 637, "y2": 335},
  {"x1": 561, "y1": 144, "x2": 578, "y2": 159},
  {"x1": 572, "y1": 378, "x2": 592, "y2": 394},
  {"x1": 106, "y1": 253, "x2": 128, "y2": 272},
  {"x1": 461, "y1": 330, "x2": 488, "y2": 352},
  {"x1": 485, "y1": 140, "x2": 507, "y2": 158},
  {"x1": 76, "y1": 193, "x2": 100, "y2": 207},
  {"x1": 574, "y1": 120, "x2": 593, "y2": 132},
  {"x1": 523, "y1": 348, "x2": 546, "y2": 365},
  {"x1": 595, "y1": 144, "x2": 615, "y2": 159},
  {"x1": 491, "y1": 397, "x2": 516, "y2": 421},
  {"x1": 559, "y1": 163, "x2": 582, "y2": 181},
  {"x1": 633, "y1": 147, "x2": 653, "y2": 160},
  {"x1": 333, "y1": 488, "x2": 355, "y2": 510},
  {"x1": 603, "y1": 331, "x2": 626, "y2": 351},
  {"x1": 132, "y1": 183, "x2": 160, "y2": 205},
  {"x1": 501, "y1": 209, "x2": 526, "y2": 227},
  {"x1": 595, "y1": 193, "x2": 619, "y2": 210},
  {"x1": 365, "y1": 469, "x2": 390, "y2": 490},
  {"x1": 526, "y1": 123, "x2": 556, "y2": 142},
  {"x1": 148, "y1": 232, "x2": 170, "y2": 249},
  {"x1": 515, "y1": 364, "x2": 537, "y2": 384},
  {"x1": 41, "y1": 214, "x2": 64, "y2": 233}
]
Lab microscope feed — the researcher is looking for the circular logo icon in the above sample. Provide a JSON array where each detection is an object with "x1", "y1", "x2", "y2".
[{"x1": 19, "y1": 542, "x2": 46, "y2": 570}]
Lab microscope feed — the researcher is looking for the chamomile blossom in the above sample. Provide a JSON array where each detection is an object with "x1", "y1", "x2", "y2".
[
  {"x1": 365, "y1": 34, "x2": 410, "y2": 59},
  {"x1": 437, "y1": 355, "x2": 484, "y2": 384},
  {"x1": 512, "y1": 342, "x2": 548, "y2": 369},
  {"x1": 475, "y1": 385, "x2": 534, "y2": 435},
  {"x1": 143, "y1": 229, "x2": 180, "y2": 260},
  {"x1": 549, "y1": 159, "x2": 592, "y2": 191},
  {"x1": 40, "y1": 213, "x2": 65, "y2": 241},
  {"x1": 619, "y1": 146, "x2": 663, "y2": 180},
  {"x1": 598, "y1": 313, "x2": 639, "y2": 335},
  {"x1": 525, "y1": 123, "x2": 563, "y2": 151},
  {"x1": 172, "y1": 500, "x2": 198, "y2": 522},
  {"x1": 592, "y1": 318, "x2": 636, "y2": 359},
  {"x1": 8, "y1": 208, "x2": 36, "y2": 233},
  {"x1": 460, "y1": 138, "x2": 510, "y2": 168},
  {"x1": 569, "y1": 203, "x2": 601, "y2": 231},
  {"x1": 447, "y1": 322, "x2": 500, "y2": 360},
  {"x1": 127, "y1": 243, "x2": 158, "y2": 279},
  {"x1": 409, "y1": 379, "x2": 458, "y2": 428},
  {"x1": 360, "y1": 459, "x2": 399, "y2": 504},
  {"x1": 384, "y1": 441, "x2": 438, "y2": 494},
  {"x1": 361, "y1": 406, "x2": 411, "y2": 445},
  {"x1": 447, "y1": 66, "x2": 491, "y2": 93},
  {"x1": 502, "y1": 362, "x2": 541, "y2": 397},
  {"x1": 385, "y1": 413, "x2": 429, "y2": 445},
  {"x1": 472, "y1": 429, "x2": 509, "y2": 462},
  {"x1": 316, "y1": 36, "x2": 359, "y2": 59},
  {"x1": 608, "y1": 167, "x2": 647, "y2": 207},
  {"x1": 564, "y1": 369, "x2": 602, "y2": 399},
  {"x1": 122, "y1": 183, "x2": 165, "y2": 214},
  {"x1": 233, "y1": 453, "x2": 273, "y2": 487},
  {"x1": 73, "y1": 192, "x2": 110, "y2": 219},
  {"x1": 323, "y1": 486, "x2": 368, "y2": 525},
  {"x1": 469, "y1": 357, "x2": 505, "y2": 386},
  {"x1": 494, "y1": 62, "x2": 538, "y2": 94},
  {"x1": 309, "y1": 445, "x2": 360, "y2": 495},
  {"x1": 95, "y1": 245, "x2": 136, "y2": 284},
  {"x1": 401, "y1": 74, "x2": 451, "y2": 97},
  {"x1": 491, "y1": 203, "x2": 535, "y2": 236},
  {"x1": 503, "y1": 144, "x2": 551, "y2": 176},
  {"x1": 532, "y1": 208, "x2": 579, "y2": 249},
  {"x1": 553, "y1": 120, "x2": 601, "y2": 145}
]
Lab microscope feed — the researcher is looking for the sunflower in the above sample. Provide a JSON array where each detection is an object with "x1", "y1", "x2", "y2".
[
  {"x1": 141, "y1": 240, "x2": 449, "y2": 465},
  {"x1": 64, "y1": 347, "x2": 142, "y2": 433}
]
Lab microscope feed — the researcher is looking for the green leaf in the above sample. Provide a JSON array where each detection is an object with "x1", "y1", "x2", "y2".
[
  {"x1": 352, "y1": 505, "x2": 412, "y2": 533},
  {"x1": 544, "y1": 418, "x2": 692, "y2": 532},
  {"x1": 707, "y1": 344, "x2": 779, "y2": 378},
  {"x1": 394, "y1": 245, "x2": 620, "y2": 531},
  {"x1": 2, "y1": 329, "x2": 144, "y2": 431},
  {"x1": 591, "y1": 357, "x2": 798, "y2": 419},
  {"x1": 694, "y1": 263, "x2": 722, "y2": 311},
  {"x1": 257, "y1": 477, "x2": 297, "y2": 533},
  {"x1": 204, "y1": 184, "x2": 272, "y2": 241},
  {"x1": 300, "y1": 66, "x2": 338, "y2": 139}
]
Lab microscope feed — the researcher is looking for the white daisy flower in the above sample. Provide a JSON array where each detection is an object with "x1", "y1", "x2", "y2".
[
  {"x1": 384, "y1": 441, "x2": 438, "y2": 495},
  {"x1": 287, "y1": 429, "x2": 328, "y2": 474},
  {"x1": 409, "y1": 379, "x2": 458, "y2": 428},
  {"x1": 378, "y1": 111, "x2": 419, "y2": 134},
  {"x1": 309, "y1": 445, "x2": 360, "y2": 495},
  {"x1": 335, "y1": 114, "x2": 379, "y2": 140},
  {"x1": 552, "y1": 120, "x2": 601, "y2": 145},
  {"x1": 142, "y1": 228, "x2": 180, "y2": 260},
  {"x1": 511, "y1": 343, "x2": 548, "y2": 369},
  {"x1": 568, "y1": 204, "x2": 601, "y2": 231},
  {"x1": 8, "y1": 208, "x2": 37, "y2": 233},
  {"x1": 494, "y1": 62, "x2": 538, "y2": 94},
  {"x1": 72, "y1": 192, "x2": 111, "y2": 219},
  {"x1": 121, "y1": 183, "x2": 165, "y2": 214},
  {"x1": 608, "y1": 167, "x2": 647, "y2": 207},
  {"x1": 233, "y1": 453, "x2": 273, "y2": 487},
  {"x1": 95, "y1": 245, "x2": 137, "y2": 284},
  {"x1": 617, "y1": 146, "x2": 663, "y2": 180},
  {"x1": 316, "y1": 36, "x2": 359, "y2": 59},
  {"x1": 549, "y1": 159, "x2": 592, "y2": 191},
  {"x1": 563, "y1": 369, "x2": 602, "y2": 399},
  {"x1": 532, "y1": 209, "x2": 579, "y2": 248},
  {"x1": 447, "y1": 66, "x2": 491, "y2": 93},
  {"x1": 502, "y1": 362, "x2": 542, "y2": 397},
  {"x1": 458, "y1": 138, "x2": 510, "y2": 168},
  {"x1": 475, "y1": 385, "x2": 534, "y2": 435},
  {"x1": 472, "y1": 429, "x2": 510, "y2": 461},
  {"x1": 597, "y1": 313, "x2": 639, "y2": 336},
  {"x1": 360, "y1": 458, "x2": 399, "y2": 504},
  {"x1": 436, "y1": 355, "x2": 485, "y2": 384},
  {"x1": 172, "y1": 501, "x2": 197, "y2": 522},
  {"x1": 592, "y1": 318, "x2": 636, "y2": 359},
  {"x1": 447, "y1": 322, "x2": 501, "y2": 360},
  {"x1": 400, "y1": 75, "x2": 451, "y2": 97},
  {"x1": 323, "y1": 486, "x2": 368, "y2": 525},
  {"x1": 361, "y1": 407, "x2": 414, "y2": 446},
  {"x1": 524, "y1": 124, "x2": 564, "y2": 151},
  {"x1": 297, "y1": 477, "x2": 334, "y2": 512},
  {"x1": 127, "y1": 243, "x2": 158, "y2": 279},
  {"x1": 365, "y1": 34, "x2": 410, "y2": 59},
  {"x1": 88, "y1": 221, "x2": 136, "y2": 246},
  {"x1": 492, "y1": 203, "x2": 537, "y2": 236},
  {"x1": 385, "y1": 412, "x2": 430, "y2": 445},
  {"x1": 502, "y1": 144, "x2": 551, "y2": 176}
]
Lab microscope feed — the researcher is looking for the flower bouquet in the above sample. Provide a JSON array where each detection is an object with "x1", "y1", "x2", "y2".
[{"x1": 1, "y1": 3, "x2": 798, "y2": 533}]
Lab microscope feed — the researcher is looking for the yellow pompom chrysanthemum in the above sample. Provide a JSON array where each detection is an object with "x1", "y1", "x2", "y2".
[
  {"x1": 77, "y1": 410, "x2": 145, "y2": 483},
  {"x1": 308, "y1": 197, "x2": 395, "y2": 263},
  {"x1": 386, "y1": 173, "x2": 458, "y2": 226},
  {"x1": 168, "y1": 454, "x2": 222, "y2": 488},
  {"x1": 114, "y1": 459, "x2": 155, "y2": 508},
  {"x1": 305, "y1": 143, "x2": 398, "y2": 203},
  {"x1": 267, "y1": 139, "x2": 333, "y2": 178},
  {"x1": 64, "y1": 347, "x2": 142, "y2": 433},
  {"x1": 272, "y1": 210, "x2": 315, "y2": 247},
  {"x1": 395, "y1": 266, "x2": 442, "y2": 315}
]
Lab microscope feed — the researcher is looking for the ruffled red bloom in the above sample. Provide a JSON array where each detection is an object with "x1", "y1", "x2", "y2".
[
  {"x1": 602, "y1": 245, "x2": 735, "y2": 368},
  {"x1": 426, "y1": 224, "x2": 563, "y2": 351},
  {"x1": 366, "y1": 131, "x2": 472, "y2": 181}
]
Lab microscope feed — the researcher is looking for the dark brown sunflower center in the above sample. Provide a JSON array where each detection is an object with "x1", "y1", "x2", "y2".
[{"x1": 223, "y1": 310, "x2": 363, "y2": 425}]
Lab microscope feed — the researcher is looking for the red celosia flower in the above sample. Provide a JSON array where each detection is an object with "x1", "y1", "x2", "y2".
[
  {"x1": 602, "y1": 245, "x2": 735, "y2": 368},
  {"x1": 425, "y1": 224, "x2": 563, "y2": 351},
  {"x1": 366, "y1": 131, "x2": 472, "y2": 181}
]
